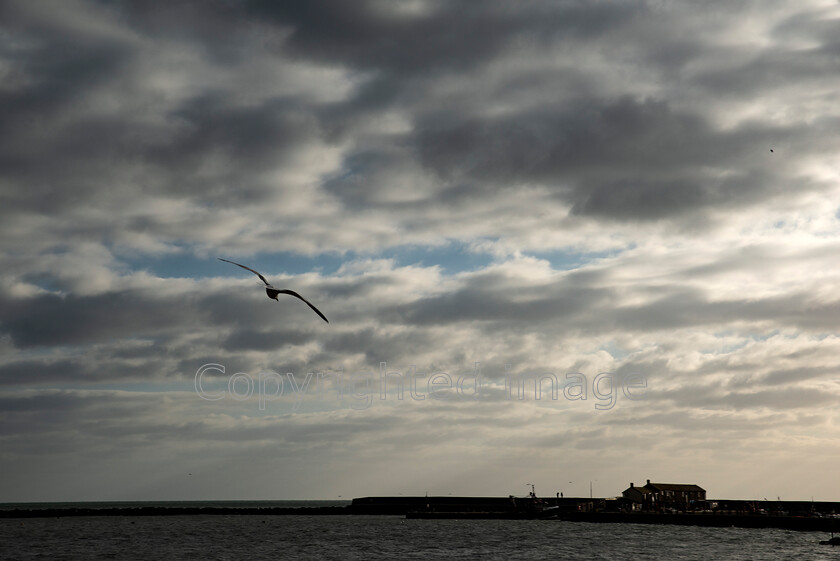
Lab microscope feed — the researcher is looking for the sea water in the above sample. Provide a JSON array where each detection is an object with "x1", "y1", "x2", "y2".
[{"x1": 1, "y1": 513, "x2": 837, "y2": 560}]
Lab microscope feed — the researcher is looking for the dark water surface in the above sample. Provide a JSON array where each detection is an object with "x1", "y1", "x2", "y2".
[{"x1": 2, "y1": 514, "x2": 838, "y2": 560}]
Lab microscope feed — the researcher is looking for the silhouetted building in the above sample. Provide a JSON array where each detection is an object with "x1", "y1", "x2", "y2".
[
  {"x1": 623, "y1": 481, "x2": 655, "y2": 509},
  {"x1": 623, "y1": 480, "x2": 706, "y2": 511}
]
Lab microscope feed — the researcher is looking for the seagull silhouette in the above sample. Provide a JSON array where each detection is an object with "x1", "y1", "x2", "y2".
[{"x1": 218, "y1": 258, "x2": 329, "y2": 323}]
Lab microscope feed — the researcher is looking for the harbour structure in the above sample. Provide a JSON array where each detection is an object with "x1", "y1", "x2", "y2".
[{"x1": 623, "y1": 479, "x2": 706, "y2": 511}]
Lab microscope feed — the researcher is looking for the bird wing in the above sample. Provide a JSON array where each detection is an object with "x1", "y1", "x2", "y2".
[
  {"x1": 275, "y1": 289, "x2": 329, "y2": 323},
  {"x1": 218, "y1": 258, "x2": 271, "y2": 287}
]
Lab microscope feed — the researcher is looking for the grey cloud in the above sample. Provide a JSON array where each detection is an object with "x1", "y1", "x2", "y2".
[
  {"x1": 382, "y1": 268, "x2": 840, "y2": 336},
  {"x1": 3, "y1": 94, "x2": 324, "y2": 217},
  {"x1": 415, "y1": 98, "x2": 717, "y2": 179},
  {"x1": 318, "y1": 327, "x2": 437, "y2": 366},
  {"x1": 0, "y1": 291, "x2": 192, "y2": 348},
  {"x1": 719, "y1": 387, "x2": 838, "y2": 410},
  {"x1": 2, "y1": 0, "x2": 837, "y2": 263},
  {"x1": 759, "y1": 366, "x2": 840, "y2": 386},
  {"x1": 221, "y1": 327, "x2": 314, "y2": 352},
  {"x1": 413, "y1": 96, "x2": 803, "y2": 221},
  {"x1": 105, "y1": 0, "x2": 263, "y2": 64},
  {"x1": 651, "y1": 382, "x2": 839, "y2": 411},
  {"x1": 400, "y1": 282, "x2": 605, "y2": 327},
  {"x1": 609, "y1": 291, "x2": 840, "y2": 334},
  {"x1": 0, "y1": 351, "x2": 182, "y2": 387},
  {"x1": 151, "y1": 94, "x2": 321, "y2": 178},
  {"x1": 268, "y1": 1, "x2": 652, "y2": 139},
  {"x1": 0, "y1": 34, "x2": 135, "y2": 214},
  {"x1": 321, "y1": 274, "x2": 400, "y2": 299},
  {"x1": 608, "y1": 409, "x2": 827, "y2": 434},
  {"x1": 692, "y1": 31, "x2": 840, "y2": 98},
  {"x1": 243, "y1": 0, "x2": 647, "y2": 74},
  {"x1": 322, "y1": 146, "x2": 430, "y2": 210},
  {"x1": 0, "y1": 358, "x2": 95, "y2": 387},
  {"x1": 0, "y1": 3, "x2": 132, "y2": 120}
]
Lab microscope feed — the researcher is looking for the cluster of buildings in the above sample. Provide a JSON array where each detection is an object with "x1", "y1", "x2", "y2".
[
  {"x1": 551, "y1": 480, "x2": 707, "y2": 514},
  {"x1": 352, "y1": 482, "x2": 840, "y2": 523},
  {"x1": 621, "y1": 479, "x2": 707, "y2": 512}
]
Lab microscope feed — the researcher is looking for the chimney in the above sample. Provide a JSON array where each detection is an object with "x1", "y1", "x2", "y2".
[
  {"x1": 646, "y1": 479, "x2": 651, "y2": 486},
  {"x1": 630, "y1": 482, "x2": 634, "y2": 488}
]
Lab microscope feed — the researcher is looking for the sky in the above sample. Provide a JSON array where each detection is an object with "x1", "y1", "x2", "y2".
[{"x1": 1, "y1": 0, "x2": 840, "y2": 503}]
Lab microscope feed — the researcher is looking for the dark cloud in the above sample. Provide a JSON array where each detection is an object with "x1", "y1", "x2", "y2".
[
  {"x1": 243, "y1": 0, "x2": 646, "y2": 73},
  {"x1": 0, "y1": 14, "x2": 136, "y2": 213},
  {"x1": 416, "y1": 97, "x2": 716, "y2": 177},
  {"x1": 760, "y1": 366, "x2": 839, "y2": 386},
  {"x1": 691, "y1": 38, "x2": 840, "y2": 98},
  {"x1": 412, "y1": 96, "x2": 802, "y2": 221},
  {"x1": 400, "y1": 282, "x2": 606, "y2": 327},
  {"x1": 0, "y1": 291, "x2": 192, "y2": 348},
  {"x1": 377, "y1": 270, "x2": 840, "y2": 336},
  {"x1": 221, "y1": 327, "x2": 314, "y2": 352},
  {"x1": 0, "y1": 358, "x2": 95, "y2": 387},
  {"x1": 0, "y1": 2, "x2": 132, "y2": 116},
  {"x1": 150, "y1": 94, "x2": 322, "y2": 185}
]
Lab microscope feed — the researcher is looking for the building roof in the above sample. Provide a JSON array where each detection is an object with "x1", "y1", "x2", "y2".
[
  {"x1": 623, "y1": 485, "x2": 654, "y2": 495},
  {"x1": 645, "y1": 483, "x2": 705, "y2": 492}
]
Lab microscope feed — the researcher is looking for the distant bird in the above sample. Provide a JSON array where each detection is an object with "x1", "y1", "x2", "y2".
[
  {"x1": 218, "y1": 258, "x2": 329, "y2": 323},
  {"x1": 770, "y1": 149, "x2": 774, "y2": 153}
]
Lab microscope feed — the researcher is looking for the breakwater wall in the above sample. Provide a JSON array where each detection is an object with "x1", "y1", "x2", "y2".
[
  {"x1": 4, "y1": 496, "x2": 840, "y2": 532},
  {"x1": 563, "y1": 512, "x2": 840, "y2": 532},
  {"x1": 0, "y1": 505, "x2": 351, "y2": 518}
]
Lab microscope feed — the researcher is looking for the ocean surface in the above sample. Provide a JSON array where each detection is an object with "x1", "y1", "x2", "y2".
[{"x1": 2, "y1": 507, "x2": 839, "y2": 560}]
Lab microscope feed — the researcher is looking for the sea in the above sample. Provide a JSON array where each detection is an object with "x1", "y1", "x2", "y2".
[{"x1": 1, "y1": 502, "x2": 838, "y2": 560}]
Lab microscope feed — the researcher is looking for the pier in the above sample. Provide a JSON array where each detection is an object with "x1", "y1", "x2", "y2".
[{"x1": 3, "y1": 496, "x2": 839, "y2": 533}]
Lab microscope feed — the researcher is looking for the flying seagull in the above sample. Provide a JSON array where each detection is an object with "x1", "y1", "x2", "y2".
[{"x1": 218, "y1": 258, "x2": 329, "y2": 323}]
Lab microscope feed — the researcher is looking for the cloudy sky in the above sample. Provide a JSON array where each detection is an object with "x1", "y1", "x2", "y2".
[{"x1": 2, "y1": 0, "x2": 840, "y2": 503}]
